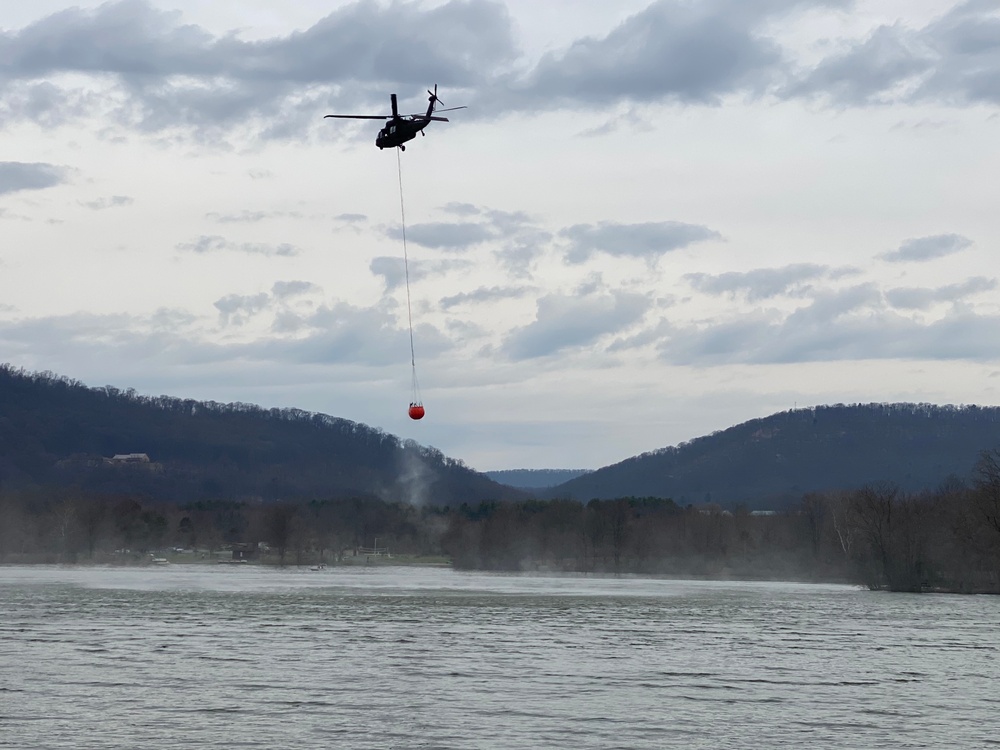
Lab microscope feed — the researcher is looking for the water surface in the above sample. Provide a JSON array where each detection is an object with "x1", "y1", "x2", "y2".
[{"x1": 1, "y1": 565, "x2": 996, "y2": 749}]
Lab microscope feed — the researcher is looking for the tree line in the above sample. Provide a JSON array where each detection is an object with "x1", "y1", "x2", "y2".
[{"x1": 2, "y1": 449, "x2": 999, "y2": 593}]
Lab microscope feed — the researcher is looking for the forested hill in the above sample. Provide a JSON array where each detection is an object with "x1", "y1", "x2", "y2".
[
  {"x1": 0, "y1": 365, "x2": 518, "y2": 505},
  {"x1": 547, "y1": 404, "x2": 1000, "y2": 507}
]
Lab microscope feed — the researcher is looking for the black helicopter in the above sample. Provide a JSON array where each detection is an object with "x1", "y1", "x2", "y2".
[{"x1": 324, "y1": 85, "x2": 465, "y2": 150}]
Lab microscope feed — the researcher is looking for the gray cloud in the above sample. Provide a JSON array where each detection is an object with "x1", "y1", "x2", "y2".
[
  {"x1": 370, "y1": 257, "x2": 409, "y2": 290},
  {"x1": 272, "y1": 280, "x2": 320, "y2": 299},
  {"x1": 214, "y1": 293, "x2": 270, "y2": 325},
  {"x1": 0, "y1": 301, "x2": 452, "y2": 371},
  {"x1": 386, "y1": 221, "x2": 496, "y2": 251},
  {"x1": 685, "y1": 263, "x2": 859, "y2": 301},
  {"x1": 264, "y1": 302, "x2": 453, "y2": 366},
  {"x1": 214, "y1": 281, "x2": 323, "y2": 325},
  {"x1": 370, "y1": 256, "x2": 472, "y2": 290},
  {"x1": 502, "y1": 290, "x2": 651, "y2": 360},
  {"x1": 0, "y1": 161, "x2": 68, "y2": 194},
  {"x1": 0, "y1": 0, "x2": 993, "y2": 148},
  {"x1": 493, "y1": 234, "x2": 550, "y2": 278},
  {"x1": 79, "y1": 195, "x2": 133, "y2": 210},
  {"x1": 0, "y1": 309, "x2": 202, "y2": 368},
  {"x1": 656, "y1": 282, "x2": 1000, "y2": 365},
  {"x1": 919, "y1": 0, "x2": 1000, "y2": 104},
  {"x1": 505, "y1": 0, "x2": 798, "y2": 108},
  {"x1": 789, "y1": 1, "x2": 1000, "y2": 106},
  {"x1": 385, "y1": 206, "x2": 535, "y2": 252},
  {"x1": 787, "y1": 24, "x2": 933, "y2": 104},
  {"x1": 206, "y1": 209, "x2": 305, "y2": 224},
  {"x1": 176, "y1": 234, "x2": 300, "y2": 257},
  {"x1": 886, "y1": 276, "x2": 997, "y2": 310},
  {"x1": 0, "y1": 0, "x2": 515, "y2": 140},
  {"x1": 441, "y1": 202, "x2": 482, "y2": 217},
  {"x1": 0, "y1": 0, "x2": 898, "y2": 147},
  {"x1": 335, "y1": 213, "x2": 367, "y2": 224},
  {"x1": 439, "y1": 285, "x2": 534, "y2": 309},
  {"x1": 880, "y1": 233, "x2": 973, "y2": 263},
  {"x1": 562, "y1": 220, "x2": 722, "y2": 263},
  {"x1": 666, "y1": 309, "x2": 1000, "y2": 365}
]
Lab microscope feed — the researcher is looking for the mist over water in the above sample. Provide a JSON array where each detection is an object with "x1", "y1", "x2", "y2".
[{"x1": 1, "y1": 566, "x2": 997, "y2": 749}]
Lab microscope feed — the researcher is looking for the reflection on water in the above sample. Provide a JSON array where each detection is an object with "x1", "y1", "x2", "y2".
[{"x1": 1, "y1": 565, "x2": 997, "y2": 749}]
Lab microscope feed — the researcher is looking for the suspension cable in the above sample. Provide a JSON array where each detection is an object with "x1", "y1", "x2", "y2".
[{"x1": 396, "y1": 148, "x2": 421, "y2": 404}]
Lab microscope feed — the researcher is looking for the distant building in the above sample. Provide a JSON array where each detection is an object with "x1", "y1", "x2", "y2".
[
  {"x1": 231, "y1": 543, "x2": 259, "y2": 561},
  {"x1": 108, "y1": 453, "x2": 150, "y2": 464}
]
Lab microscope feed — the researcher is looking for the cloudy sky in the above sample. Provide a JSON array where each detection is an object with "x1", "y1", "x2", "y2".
[{"x1": 2, "y1": 0, "x2": 999, "y2": 471}]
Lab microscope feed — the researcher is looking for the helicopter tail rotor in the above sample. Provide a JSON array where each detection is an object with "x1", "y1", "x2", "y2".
[{"x1": 428, "y1": 84, "x2": 442, "y2": 110}]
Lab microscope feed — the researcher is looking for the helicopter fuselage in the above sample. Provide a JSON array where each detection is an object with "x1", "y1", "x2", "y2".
[{"x1": 376, "y1": 117, "x2": 429, "y2": 150}]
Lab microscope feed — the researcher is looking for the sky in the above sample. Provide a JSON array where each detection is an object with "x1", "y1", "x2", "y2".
[{"x1": 2, "y1": 0, "x2": 999, "y2": 472}]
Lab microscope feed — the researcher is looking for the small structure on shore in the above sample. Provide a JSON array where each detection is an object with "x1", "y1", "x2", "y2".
[{"x1": 108, "y1": 452, "x2": 151, "y2": 464}]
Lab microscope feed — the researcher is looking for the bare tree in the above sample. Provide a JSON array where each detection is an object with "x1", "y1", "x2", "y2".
[
  {"x1": 973, "y1": 449, "x2": 1000, "y2": 536},
  {"x1": 263, "y1": 504, "x2": 298, "y2": 565},
  {"x1": 850, "y1": 482, "x2": 898, "y2": 589}
]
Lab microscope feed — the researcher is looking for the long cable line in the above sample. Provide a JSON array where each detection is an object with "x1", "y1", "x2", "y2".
[{"x1": 396, "y1": 148, "x2": 422, "y2": 413}]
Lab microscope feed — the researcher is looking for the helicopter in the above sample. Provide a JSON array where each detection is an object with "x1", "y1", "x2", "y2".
[{"x1": 323, "y1": 85, "x2": 465, "y2": 151}]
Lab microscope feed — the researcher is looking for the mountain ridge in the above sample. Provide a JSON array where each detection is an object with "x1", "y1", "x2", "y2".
[
  {"x1": 545, "y1": 403, "x2": 1000, "y2": 507},
  {"x1": 5, "y1": 364, "x2": 1000, "y2": 509},
  {"x1": 0, "y1": 364, "x2": 520, "y2": 505}
]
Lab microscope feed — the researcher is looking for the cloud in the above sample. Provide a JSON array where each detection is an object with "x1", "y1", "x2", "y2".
[
  {"x1": 685, "y1": 263, "x2": 859, "y2": 301},
  {"x1": 787, "y1": 24, "x2": 933, "y2": 104},
  {"x1": 384, "y1": 207, "x2": 535, "y2": 252},
  {"x1": 214, "y1": 281, "x2": 323, "y2": 325},
  {"x1": 370, "y1": 256, "x2": 472, "y2": 290},
  {"x1": 879, "y1": 233, "x2": 973, "y2": 263},
  {"x1": 2, "y1": 0, "x2": 995, "y2": 148},
  {"x1": 79, "y1": 195, "x2": 133, "y2": 210},
  {"x1": 334, "y1": 213, "x2": 367, "y2": 224},
  {"x1": 0, "y1": 309, "x2": 203, "y2": 367},
  {"x1": 0, "y1": 300, "x2": 452, "y2": 371},
  {"x1": 562, "y1": 220, "x2": 722, "y2": 263},
  {"x1": 206, "y1": 209, "x2": 305, "y2": 224},
  {"x1": 439, "y1": 285, "x2": 534, "y2": 309},
  {"x1": 656, "y1": 283, "x2": 1000, "y2": 365},
  {"x1": 493, "y1": 235, "x2": 550, "y2": 278},
  {"x1": 505, "y1": 0, "x2": 795, "y2": 108},
  {"x1": 271, "y1": 280, "x2": 320, "y2": 299},
  {"x1": 386, "y1": 221, "x2": 496, "y2": 251},
  {"x1": 441, "y1": 202, "x2": 482, "y2": 217},
  {"x1": 176, "y1": 235, "x2": 300, "y2": 257},
  {"x1": 260, "y1": 302, "x2": 452, "y2": 366},
  {"x1": 502, "y1": 290, "x2": 651, "y2": 360},
  {"x1": 0, "y1": 162, "x2": 68, "y2": 194},
  {"x1": 214, "y1": 293, "x2": 270, "y2": 325},
  {"x1": 427, "y1": 207, "x2": 550, "y2": 277},
  {"x1": 0, "y1": 0, "x2": 516, "y2": 141},
  {"x1": 919, "y1": 0, "x2": 1000, "y2": 104},
  {"x1": 788, "y1": 1, "x2": 1000, "y2": 107},
  {"x1": 886, "y1": 277, "x2": 997, "y2": 310}
]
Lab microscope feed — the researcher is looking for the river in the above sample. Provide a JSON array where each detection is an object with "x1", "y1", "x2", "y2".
[{"x1": 0, "y1": 565, "x2": 996, "y2": 749}]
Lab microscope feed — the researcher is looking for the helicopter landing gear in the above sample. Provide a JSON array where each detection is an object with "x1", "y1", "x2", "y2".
[{"x1": 399, "y1": 144, "x2": 406, "y2": 151}]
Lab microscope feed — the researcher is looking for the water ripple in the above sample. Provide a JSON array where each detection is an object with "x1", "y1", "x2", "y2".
[{"x1": 1, "y1": 565, "x2": 998, "y2": 749}]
